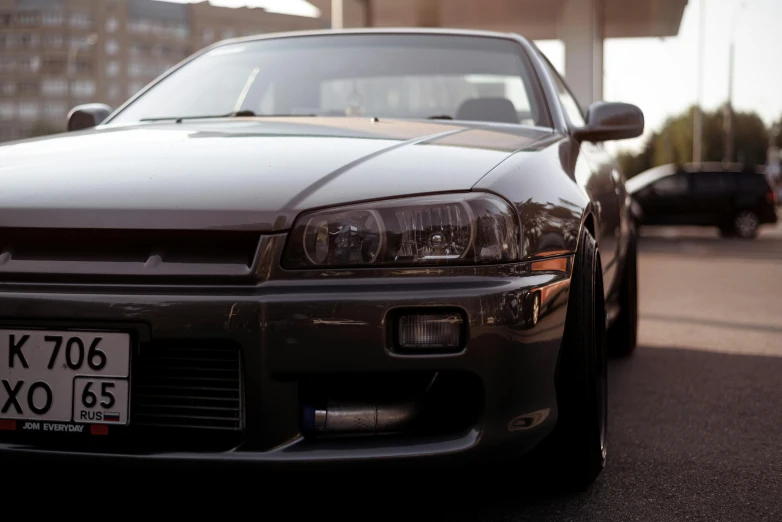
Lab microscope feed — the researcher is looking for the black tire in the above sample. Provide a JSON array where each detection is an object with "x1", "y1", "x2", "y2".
[
  {"x1": 536, "y1": 229, "x2": 608, "y2": 491},
  {"x1": 608, "y1": 235, "x2": 638, "y2": 357}
]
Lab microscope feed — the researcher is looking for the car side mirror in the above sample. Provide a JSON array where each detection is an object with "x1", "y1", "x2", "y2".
[
  {"x1": 573, "y1": 101, "x2": 644, "y2": 142},
  {"x1": 67, "y1": 103, "x2": 112, "y2": 131}
]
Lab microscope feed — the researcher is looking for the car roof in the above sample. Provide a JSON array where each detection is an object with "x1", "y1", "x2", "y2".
[
  {"x1": 626, "y1": 162, "x2": 767, "y2": 193},
  {"x1": 210, "y1": 27, "x2": 531, "y2": 48}
]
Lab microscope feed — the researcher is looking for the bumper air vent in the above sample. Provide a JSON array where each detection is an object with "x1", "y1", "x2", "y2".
[{"x1": 131, "y1": 341, "x2": 243, "y2": 432}]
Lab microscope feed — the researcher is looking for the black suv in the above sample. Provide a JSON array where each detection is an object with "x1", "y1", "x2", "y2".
[{"x1": 627, "y1": 163, "x2": 778, "y2": 238}]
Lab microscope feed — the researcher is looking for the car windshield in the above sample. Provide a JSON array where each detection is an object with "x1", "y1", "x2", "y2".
[{"x1": 107, "y1": 34, "x2": 550, "y2": 127}]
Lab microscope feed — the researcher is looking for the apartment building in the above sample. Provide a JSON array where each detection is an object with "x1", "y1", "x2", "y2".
[{"x1": 0, "y1": 0, "x2": 323, "y2": 142}]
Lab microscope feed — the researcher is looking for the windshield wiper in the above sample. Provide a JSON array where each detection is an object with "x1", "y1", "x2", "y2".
[
  {"x1": 140, "y1": 110, "x2": 257, "y2": 122},
  {"x1": 139, "y1": 111, "x2": 321, "y2": 122},
  {"x1": 427, "y1": 115, "x2": 453, "y2": 120}
]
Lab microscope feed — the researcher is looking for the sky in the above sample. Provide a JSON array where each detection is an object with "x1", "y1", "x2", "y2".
[
  {"x1": 157, "y1": 0, "x2": 320, "y2": 17},
  {"x1": 536, "y1": 0, "x2": 782, "y2": 154},
  {"x1": 158, "y1": 0, "x2": 781, "y2": 154}
]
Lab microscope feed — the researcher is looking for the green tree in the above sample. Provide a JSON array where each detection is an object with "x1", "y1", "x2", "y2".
[
  {"x1": 617, "y1": 105, "x2": 769, "y2": 179},
  {"x1": 731, "y1": 109, "x2": 768, "y2": 165}
]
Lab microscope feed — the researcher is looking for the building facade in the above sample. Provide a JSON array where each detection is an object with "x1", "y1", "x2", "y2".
[{"x1": 0, "y1": 0, "x2": 323, "y2": 142}]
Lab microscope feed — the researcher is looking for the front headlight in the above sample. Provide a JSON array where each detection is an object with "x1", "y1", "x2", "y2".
[{"x1": 283, "y1": 193, "x2": 521, "y2": 268}]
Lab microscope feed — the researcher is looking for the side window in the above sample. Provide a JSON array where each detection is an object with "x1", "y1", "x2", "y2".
[
  {"x1": 538, "y1": 54, "x2": 586, "y2": 127},
  {"x1": 692, "y1": 173, "x2": 733, "y2": 195},
  {"x1": 552, "y1": 75, "x2": 586, "y2": 127},
  {"x1": 737, "y1": 173, "x2": 771, "y2": 194},
  {"x1": 652, "y1": 174, "x2": 689, "y2": 196}
]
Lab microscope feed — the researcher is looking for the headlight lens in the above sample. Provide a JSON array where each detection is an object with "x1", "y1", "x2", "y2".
[
  {"x1": 303, "y1": 209, "x2": 384, "y2": 265},
  {"x1": 284, "y1": 193, "x2": 520, "y2": 268}
]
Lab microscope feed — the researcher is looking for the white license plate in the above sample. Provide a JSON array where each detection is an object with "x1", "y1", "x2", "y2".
[{"x1": 0, "y1": 329, "x2": 130, "y2": 426}]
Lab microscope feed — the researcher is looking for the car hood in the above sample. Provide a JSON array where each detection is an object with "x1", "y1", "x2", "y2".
[{"x1": 0, "y1": 117, "x2": 552, "y2": 231}]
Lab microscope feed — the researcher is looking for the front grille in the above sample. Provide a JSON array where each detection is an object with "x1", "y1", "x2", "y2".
[
  {"x1": 0, "y1": 228, "x2": 263, "y2": 283},
  {"x1": 131, "y1": 341, "x2": 243, "y2": 431}
]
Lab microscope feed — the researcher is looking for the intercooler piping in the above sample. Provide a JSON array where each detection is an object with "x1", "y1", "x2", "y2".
[{"x1": 301, "y1": 373, "x2": 438, "y2": 437}]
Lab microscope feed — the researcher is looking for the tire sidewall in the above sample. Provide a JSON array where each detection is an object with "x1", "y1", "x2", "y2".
[
  {"x1": 607, "y1": 234, "x2": 638, "y2": 356},
  {"x1": 547, "y1": 229, "x2": 608, "y2": 488}
]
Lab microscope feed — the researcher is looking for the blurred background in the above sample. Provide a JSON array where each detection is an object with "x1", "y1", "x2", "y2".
[{"x1": 1, "y1": 1, "x2": 781, "y2": 517}]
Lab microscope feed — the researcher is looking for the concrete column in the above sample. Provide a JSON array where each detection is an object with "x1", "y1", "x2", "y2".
[
  {"x1": 331, "y1": 0, "x2": 343, "y2": 29},
  {"x1": 322, "y1": 0, "x2": 368, "y2": 28},
  {"x1": 558, "y1": 0, "x2": 604, "y2": 107}
]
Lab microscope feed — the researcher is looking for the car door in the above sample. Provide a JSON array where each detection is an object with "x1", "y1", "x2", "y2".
[
  {"x1": 643, "y1": 172, "x2": 692, "y2": 225},
  {"x1": 690, "y1": 171, "x2": 736, "y2": 226}
]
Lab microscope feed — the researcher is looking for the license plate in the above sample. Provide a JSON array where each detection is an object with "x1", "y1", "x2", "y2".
[{"x1": 0, "y1": 329, "x2": 130, "y2": 426}]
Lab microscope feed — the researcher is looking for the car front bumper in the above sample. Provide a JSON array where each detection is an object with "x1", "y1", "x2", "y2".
[{"x1": 0, "y1": 245, "x2": 573, "y2": 469}]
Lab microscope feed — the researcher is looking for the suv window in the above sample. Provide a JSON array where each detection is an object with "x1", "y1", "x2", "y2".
[
  {"x1": 692, "y1": 172, "x2": 734, "y2": 195},
  {"x1": 652, "y1": 173, "x2": 689, "y2": 196},
  {"x1": 737, "y1": 173, "x2": 771, "y2": 193}
]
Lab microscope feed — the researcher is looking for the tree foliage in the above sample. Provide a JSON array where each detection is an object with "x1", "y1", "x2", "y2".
[{"x1": 617, "y1": 105, "x2": 770, "y2": 179}]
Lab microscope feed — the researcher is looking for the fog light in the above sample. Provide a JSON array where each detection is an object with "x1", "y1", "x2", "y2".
[{"x1": 397, "y1": 313, "x2": 464, "y2": 352}]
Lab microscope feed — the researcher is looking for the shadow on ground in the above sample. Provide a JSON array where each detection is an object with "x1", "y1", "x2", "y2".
[
  {"x1": 280, "y1": 346, "x2": 781, "y2": 521},
  {"x1": 39, "y1": 346, "x2": 782, "y2": 521},
  {"x1": 448, "y1": 345, "x2": 782, "y2": 521}
]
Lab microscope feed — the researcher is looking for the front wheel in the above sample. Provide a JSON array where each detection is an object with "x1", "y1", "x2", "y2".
[
  {"x1": 608, "y1": 235, "x2": 638, "y2": 357},
  {"x1": 537, "y1": 228, "x2": 608, "y2": 491}
]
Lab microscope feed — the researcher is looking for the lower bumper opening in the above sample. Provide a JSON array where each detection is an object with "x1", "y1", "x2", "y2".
[
  {"x1": 297, "y1": 371, "x2": 483, "y2": 441},
  {"x1": 0, "y1": 338, "x2": 245, "y2": 454}
]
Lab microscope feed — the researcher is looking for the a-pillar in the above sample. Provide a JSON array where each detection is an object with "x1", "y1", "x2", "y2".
[{"x1": 558, "y1": 0, "x2": 604, "y2": 108}]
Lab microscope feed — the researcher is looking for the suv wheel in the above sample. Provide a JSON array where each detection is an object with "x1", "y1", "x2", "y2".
[{"x1": 734, "y1": 210, "x2": 759, "y2": 239}]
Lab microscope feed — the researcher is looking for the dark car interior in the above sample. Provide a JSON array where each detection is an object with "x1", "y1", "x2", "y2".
[
  {"x1": 239, "y1": 35, "x2": 549, "y2": 126},
  {"x1": 454, "y1": 97, "x2": 521, "y2": 124}
]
